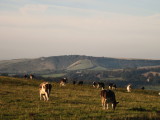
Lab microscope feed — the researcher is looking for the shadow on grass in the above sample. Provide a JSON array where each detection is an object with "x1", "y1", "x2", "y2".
[{"x1": 129, "y1": 107, "x2": 148, "y2": 112}]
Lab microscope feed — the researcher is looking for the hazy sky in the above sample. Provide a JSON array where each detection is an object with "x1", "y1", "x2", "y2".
[{"x1": 0, "y1": 0, "x2": 160, "y2": 60}]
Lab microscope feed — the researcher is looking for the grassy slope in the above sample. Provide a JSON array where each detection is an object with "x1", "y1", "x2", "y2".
[
  {"x1": 67, "y1": 59, "x2": 95, "y2": 70},
  {"x1": 1, "y1": 55, "x2": 160, "y2": 73},
  {"x1": 0, "y1": 76, "x2": 160, "y2": 120}
]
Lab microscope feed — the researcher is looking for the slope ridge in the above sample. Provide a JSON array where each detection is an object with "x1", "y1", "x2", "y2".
[{"x1": 0, "y1": 55, "x2": 160, "y2": 73}]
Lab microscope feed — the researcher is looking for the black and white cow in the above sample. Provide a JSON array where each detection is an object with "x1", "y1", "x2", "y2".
[
  {"x1": 92, "y1": 81, "x2": 98, "y2": 88},
  {"x1": 108, "y1": 83, "x2": 117, "y2": 90},
  {"x1": 97, "y1": 82, "x2": 105, "y2": 89},
  {"x1": 60, "y1": 78, "x2": 68, "y2": 87}
]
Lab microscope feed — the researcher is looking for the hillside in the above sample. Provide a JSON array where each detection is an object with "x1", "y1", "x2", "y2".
[
  {"x1": 1, "y1": 55, "x2": 160, "y2": 73},
  {"x1": 0, "y1": 76, "x2": 160, "y2": 120}
]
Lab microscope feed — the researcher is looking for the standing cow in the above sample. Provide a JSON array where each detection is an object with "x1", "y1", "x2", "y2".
[
  {"x1": 39, "y1": 82, "x2": 52, "y2": 101},
  {"x1": 78, "y1": 81, "x2": 83, "y2": 85},
  {"x1": 24, "y1": 74, "x2": 28, "y2": 79},
  {"x1": 97, "y1": 82, "x2": 105, "y2": 89},
  {"x1": 127, "y1": 84, "x2": 132, "y2": 92},
  {"x1": 73, "y1": 80, "x2": 76, "y2": 85},
  {"x1": 30, "y1": 74, "x2": 34, "y2": 80},
  {"x1": 100, "y1": 89, "x2": 119, "y2": 110},
  {"x1": 60, "y1": 78, "x2": 68, "y2": 87},
  {"x1": 108, "y1": 83, "x2": 117, "y2": 90},
  {"x1": 93, "y1": 81, "x2": 97, "y2": 88}
]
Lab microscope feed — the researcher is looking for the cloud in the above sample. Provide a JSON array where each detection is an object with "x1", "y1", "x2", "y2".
[
  {"x1": 19, "y1": 4, "x2": 49, "y2": 14},
  {"x1": 1, "y1": 5, "x2": 160, "y2": 36}
]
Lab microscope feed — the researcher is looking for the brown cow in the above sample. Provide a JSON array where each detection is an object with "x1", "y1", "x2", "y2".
[
  {"x1": 30, "y1": 74, "x2": 34, "y2": 80},
  {"x1": 100, "y1": 89, "x2": 119, "y2": 110},
  {"x1": 39, "y1": 82, "x2": 52, "y2": 101}
]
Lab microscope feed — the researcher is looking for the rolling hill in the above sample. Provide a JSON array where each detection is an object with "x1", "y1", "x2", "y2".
[{"x1": 1, "y1": 55, "x2": 160, "y2": 73}]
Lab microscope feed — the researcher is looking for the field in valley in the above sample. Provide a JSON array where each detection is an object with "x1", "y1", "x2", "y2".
[{"x1": 0, "y1": 76, "x2": 160, "y2": 120}]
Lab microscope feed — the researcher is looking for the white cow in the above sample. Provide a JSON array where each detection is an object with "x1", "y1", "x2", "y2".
[
  {"x1": 39, "y1": 82, "x2": 52, "y2": 101},
  {"x1": 127, "y1": 84, "x2": 132, "y2": 92}
]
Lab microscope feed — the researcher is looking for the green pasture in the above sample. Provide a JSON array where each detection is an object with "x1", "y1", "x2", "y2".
[{"x1": 0, "y1": 76, "x2": 160, "y2": 120}]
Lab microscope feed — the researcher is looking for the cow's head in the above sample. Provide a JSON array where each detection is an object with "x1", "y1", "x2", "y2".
[{"x1": 113, "y1": 101, "x2": 119, "y2": 110}]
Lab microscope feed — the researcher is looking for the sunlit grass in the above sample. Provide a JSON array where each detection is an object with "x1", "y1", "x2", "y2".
[{"x1": 0, "y1": 76, "x2": 160, "y2": 120}]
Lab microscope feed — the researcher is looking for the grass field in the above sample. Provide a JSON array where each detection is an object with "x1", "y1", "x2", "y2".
[{"x1": 0, "y1": 76, "x2": 160, "y2": 120}]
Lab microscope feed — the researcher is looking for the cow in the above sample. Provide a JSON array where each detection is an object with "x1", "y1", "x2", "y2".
[
  {"x1": 39, "y1": 82, "x2": 52, "y2": 101},
  {"x1": 100, "y1": 89, "x2": 119, "y2": 110},
  {"x1": 30, "y1": 74, "x2": 34, "y2": 80},
  {"x1": 73, "y1": 80, "x2": 76, "y2": 85},
  {"x1": 141, "y1": 87, "x2": 145, "y2": 90},
  {"x1": 127, "y1": 84, "x2": 132, "y2": 92},
  {"x1": 108, "y1": 83, "x2": 117, "y2": 90},
  {"x1": 60, "y1": 78, "x2": 68, "y2": 87},
  {"x1": 24, "y1": 74, "x2": 28, "y2": 79},
  {"x1": 97, "y1": 82, "x2": 105, "y2": 89},
  {"x1": 78, "y1": 81, "x2": 83, "y2": 85},
  {"x1": 93, "y1": 81, "x2": 98, "y2": 88},
  {"x1": 158, "y1": 92, "x2": 160, "y2": 96}
]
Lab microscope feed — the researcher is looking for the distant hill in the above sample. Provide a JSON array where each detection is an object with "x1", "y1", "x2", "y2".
[{"x1": 1, "y1": 55, "x2": 160, "y2": 73}]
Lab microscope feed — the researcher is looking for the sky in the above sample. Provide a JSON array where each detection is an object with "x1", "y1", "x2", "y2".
[{"x1": 0, "y1": 0, "x2": 160, "y2": 60}]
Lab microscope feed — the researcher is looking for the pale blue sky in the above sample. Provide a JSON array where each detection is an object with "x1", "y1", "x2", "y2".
[{"x1": 0, "y1": 0, "x2": 160, "y2": 60}]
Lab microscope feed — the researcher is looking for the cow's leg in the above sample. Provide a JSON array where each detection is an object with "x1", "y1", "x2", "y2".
[
  {"x1": 112, "y1": 103, "x2": 114, "y2": 110},
  {"x1": 106, "y1": 103, "x2": 109, "y2": 110},
  {"x1": 47, "y1": 93, "x2": 50, "y2": 100},
  {"x1": 45, "y1": 92, "x2": 49, "y2": 101},
  {"x1": 42, "y1": 95, "x2": 46, "y2": 101},
  {"x1": 40, "y1": 93, "x2": 42, "y2": 100},
  {"x1": 103, "y1": 98, "x2": 107, "y2": 110},
  {"x1": 102, "y1": 98, "x2": 105, "y2": 109}
]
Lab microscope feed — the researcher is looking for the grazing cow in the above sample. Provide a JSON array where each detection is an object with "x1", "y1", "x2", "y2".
[
  {"x1": 127, "y1": 84, "x2": 132, "y2": 92},
  {"x1": 93, "y1": 81, "x2": 98, "y2": 88},
  {"x1": 141, "y1": 87, "x2": 145, "y2": 90},
  {"x1": 78, "y1": 81, "x2": 83, "y2": 85},
  {"x1": 39, "y1": 82, "x2": 52, "y2": 101},
  {"x1": 60, "y1": 78, "x2": 68, "y2": 87},
  {"x1": 100, "y1": 89, "x2": 119, "y2": 110},
  {"x1": 108, "y1": 83, "x2": 117, "y2": 90},
  {"x1": 24, "y1": 74, "x2": 28, "y2": 79},
  {"x1": 97, "y1": 82, "x2": 105, "y2": 89},
  {"x1": 73, "y1": 80, "x2": 76, "y2": 85},
  {"x1": 30, "y1": 74, "x2": 34, "y2": 80}
]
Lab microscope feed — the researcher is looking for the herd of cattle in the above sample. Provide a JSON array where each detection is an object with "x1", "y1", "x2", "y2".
[
  {"x1": 39, "y1": 77, "x2": 136, "y2": 110},
  {"x1": 24, "y1": 74, "x2": 35, "y2": 80}
]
